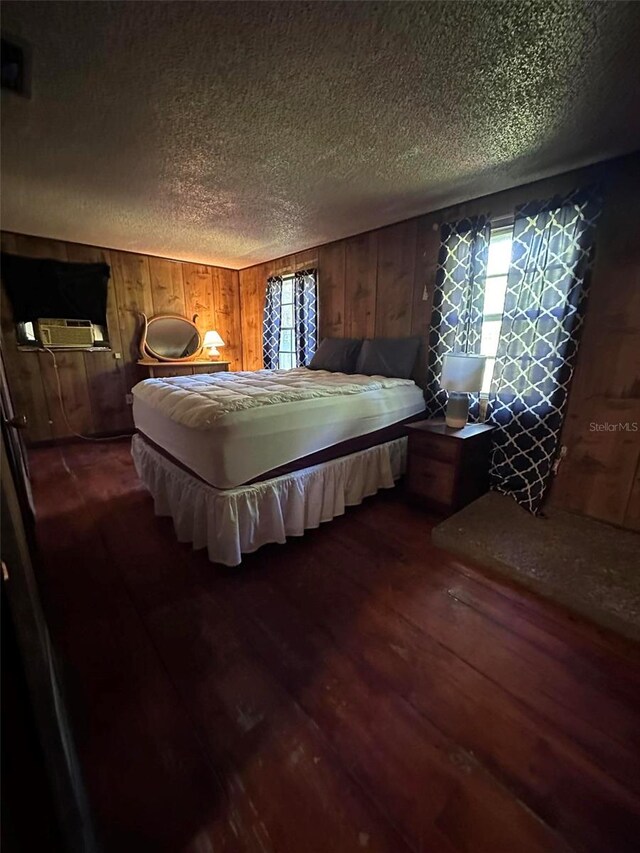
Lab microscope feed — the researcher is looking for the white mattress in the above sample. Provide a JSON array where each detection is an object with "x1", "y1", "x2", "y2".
[{"x1": 132, "y1": 370, "x2": 424, "y2": 488}]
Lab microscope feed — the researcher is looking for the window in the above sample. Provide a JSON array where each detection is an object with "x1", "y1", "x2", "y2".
[
  {"x1": 3, "y1": 253, "x2": 111, "y2": 348},
  {"x1": 479, "y1": 224, "x2": 513, "y2": 393},
  {"x1": 277, "y1": 275, "x2": 297, "y2": 370},
  {"x1": 263, "y1": 269, "x2": 318, "y2": 370}
]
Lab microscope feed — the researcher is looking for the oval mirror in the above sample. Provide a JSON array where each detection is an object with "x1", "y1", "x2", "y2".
[{"x1": 142, "y1": 315, "x2": 202, "y2": 362}]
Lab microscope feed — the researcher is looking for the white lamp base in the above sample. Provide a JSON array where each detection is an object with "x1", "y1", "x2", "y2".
[
  {"x1": 445, "y1": 392, "x2": 469, "y2": 429},
  {"x1": 206, "y1": 346, "x2": 220, "y2": 359}
]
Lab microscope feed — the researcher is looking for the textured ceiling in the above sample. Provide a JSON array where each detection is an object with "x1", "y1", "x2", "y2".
[{"x1": 2, "y1": 1, "x2": 640, "y2": 269}]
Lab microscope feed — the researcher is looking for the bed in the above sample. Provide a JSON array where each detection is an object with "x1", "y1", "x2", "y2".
[{"x1": 131, "y1": 367, "x2": 425, "y2": 564}]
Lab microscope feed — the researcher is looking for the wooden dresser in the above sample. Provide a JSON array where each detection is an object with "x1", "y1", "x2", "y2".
[
  {"x1": 138, "y1": 359, "x2": 230, "y2": 378},
  {"x1": 405, "y1": 419, "x2": 494, "y2": 515}
]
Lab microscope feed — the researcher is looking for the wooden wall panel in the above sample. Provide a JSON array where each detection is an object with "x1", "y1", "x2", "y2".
[
  {"x1": 550, "y1": 158, "x2": 640, "y2": 528},
  {"x1": 239, "y1": 264, "x2": 267, "y2": 373},
  {"x1": 374, "y1": 220, "x2": 417, "y2": 338},
  {"x1": 0, "y1": 344, "x2": 52, "y2": 442},
  {"x1": 624, "y1": 459, "x2": 640, "y2": 531},
  {"x1": 0, "y1": 339, "x2": 52, "y2": 442},
  {"x1": 411, "y1": 215, "x2": 440, "y2": 390},
  {"x1": 65, "y1": 242, "x2": 130, "y2": 432},
  {"x1": 183, "y1": 264, "x2": 215, "y2": 337},
  {"x1": 149, "y1": 257, "x2": 186, "y2": 316},
  {"x1": 317, "y1": 241, "x2": 345, "y2": 338},
  {"x1": 38, "y1": 350, "x2": 94, "y2": 437},
  {"x1": 294, "y1": 248, "x2": 319, "y2": 272},
  {"x1": 344, "y1": 233, "x2": 377, "y2": 339},
  {"x1": 83, "y1": 351, "x2": 131, "y2": 433},
  {"x1": 1, "y1": 235, "x2": 243, "y2": 441},
  {"x1": 212, "y1": 268, "x2": 243, "y2": 371},
  {"x1": 14, "y1": 234, "x2": 68, "y2": 262},
  {"x1": 110, "y1": 251, "x2": 154, "y2": 395}
]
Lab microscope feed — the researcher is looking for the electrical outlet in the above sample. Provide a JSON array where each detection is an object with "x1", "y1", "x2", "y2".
[
  {"x1": 125, "y1": 393, "x2": 133, "y2": 405},
  {"x1": 113, "y1": 351, "x2": 122, "y2": 360}
]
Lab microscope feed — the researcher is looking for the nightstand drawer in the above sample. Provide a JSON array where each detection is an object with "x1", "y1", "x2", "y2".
[
  {"x1": 406, "y1": 455, "x2": 456, "y2": 505},
  {"x1": 408, "y1": 431, "x2": 459, "y2": 464}
]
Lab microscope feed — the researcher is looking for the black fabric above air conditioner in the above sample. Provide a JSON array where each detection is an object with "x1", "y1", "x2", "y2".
[{"x1": 1, "y1": 253, "x2": 110, "y2": 326}]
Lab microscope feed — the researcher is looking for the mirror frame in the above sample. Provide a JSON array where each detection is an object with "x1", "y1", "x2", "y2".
[{"x1": 139, "y1": 313, "x2": 203, "y2": 362}]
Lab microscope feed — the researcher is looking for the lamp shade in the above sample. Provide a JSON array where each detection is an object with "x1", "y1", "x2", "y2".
[
  {"x1": 203, "y1": 330, "x2": 225, "y2": 348},
  {"x1": 441, "y1": 353, "x2": 486, "y2": 393}
]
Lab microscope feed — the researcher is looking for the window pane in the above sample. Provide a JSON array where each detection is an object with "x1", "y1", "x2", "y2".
[
  {"x1": 483, "y1": 275, "x2": 508, "y2": 316},
  {"x1": 281, "y1": 280, "x2": 293, "y2": 303},
  {"x1": 280, "y1": 328, "x2": 293, "y2": 351},
  {"x1": 281, "y1": 303, "x2": 294, "y2": 327},
  {"x1": 278, "y1": 351, "x2": 294, "y2": 370},
  {"x1": 481, "y1": 357, "x2": 496, "y2": 395},
  {"x1": 480, "y1": 319, "x2": 502, "y2": 358},
  {"x1": 486, "y1": 230, "x2": 513, "y2": 277},
  {"x1": 477, "y1": 226, "x2": 512, "y2": 395}
]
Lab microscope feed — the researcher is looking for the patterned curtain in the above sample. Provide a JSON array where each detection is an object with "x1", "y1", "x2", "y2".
[
  {"x1": 262, "y1": 275, "x2": 283, "y2": 369},
  {"x1": 293, "y1": 268, "x2": 318, "y2": 367},
  {"x1": 425, "y1": 216, "x2": 491, "y2": 419},
  {"x1": 488, "y1": 188, "x2": 602, "y2": 514}
]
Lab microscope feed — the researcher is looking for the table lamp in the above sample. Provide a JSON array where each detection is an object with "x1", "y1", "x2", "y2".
[
  {"x1": 203, "y1": 330, "x2": 225, "y2": 359},
  {"x1": 440, "y1": 353, "x2": 487, "y2": 429}
]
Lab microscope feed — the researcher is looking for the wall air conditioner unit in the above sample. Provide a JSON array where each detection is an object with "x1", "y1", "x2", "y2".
[{"x1": 36, "y1": 318, "x2": 94, "y2": 348}]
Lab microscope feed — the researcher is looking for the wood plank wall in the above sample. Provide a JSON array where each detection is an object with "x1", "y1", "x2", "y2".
[
  {"x1": 0, "y1": 234, "x2": 242, "y2": 442},
  {"x1": 239, "y1": 154, "x2": 640, "y2": 531},
  {"x1": 551, "y1": 158, "x2": 640, "y2": 531}
]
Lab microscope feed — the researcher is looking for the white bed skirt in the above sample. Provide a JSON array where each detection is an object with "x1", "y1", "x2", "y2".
[{"x1": 131, "y1": 434, "x2": 407, "y2": 566}]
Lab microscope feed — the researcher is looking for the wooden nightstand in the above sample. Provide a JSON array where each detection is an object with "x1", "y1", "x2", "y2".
[
  {"x1": 138, "y1": 359, "x2": 230, "y2": 378},
  {"x1": 405, "y1": 419, "x2": 494, "y2": 515}
]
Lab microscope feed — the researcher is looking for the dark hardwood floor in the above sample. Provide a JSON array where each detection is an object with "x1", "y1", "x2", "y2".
[{"x1": 28, "y1": 441, "x2": 640, "y2": 853}]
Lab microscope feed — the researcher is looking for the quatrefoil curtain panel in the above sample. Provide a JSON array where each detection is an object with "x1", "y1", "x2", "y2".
[
  {"x1": 424, "y1": 216, "x2": 491, "y2": 420},
  {"x1": 263, "y1": 275, "x2": 283, "y2": 370},
  {"x1": 488, "y1": 188, "x2": 602, "y2": 514},
  {"x1": 294, "y1": 269, "x2": 319, "y2": 367}
]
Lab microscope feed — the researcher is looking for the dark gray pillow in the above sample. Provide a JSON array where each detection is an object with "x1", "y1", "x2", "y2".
[
  {"x1": 355, "y1": 337, "x2": 421, "y2": 379},
  {"x1": 309, "y1": 338, "x2": 363, "y2": 373}
]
